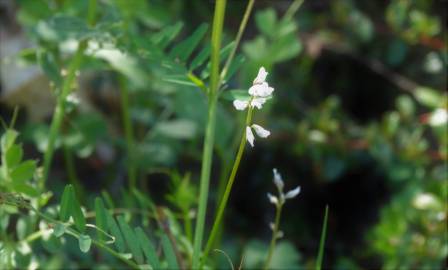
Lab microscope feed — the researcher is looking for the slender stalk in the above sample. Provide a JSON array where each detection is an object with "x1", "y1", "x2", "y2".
[
  {"x1": 263, "y1": 204, "x2": 283, "y2": 270},
  {"x1": 220, "y1": 0, "x2": 255, "y2": 81},
  {"x1": 203, "y1": 104, "x2": 253, "y2": 261},
  {"x1": 42, "y1": 41, "x2": 87, "y2": 188},
  {"x1": 41, "y1": 0, "x2": 97, "y2": 188},
  {"x1": 118, "y1": 76, "x2": 137, "y2": 189},
  {"x1": 192, "y1": 0, "x2": 227, "y2": 268},
  {"x1": 283, "y1": 0, "x2": 304, "y2": 21},
  {"x1": 316, "y1": 205, "x2": 329, "y2": 270}
]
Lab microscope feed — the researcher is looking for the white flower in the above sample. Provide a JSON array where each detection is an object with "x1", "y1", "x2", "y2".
[
  {"x1": 272, "y1": 168, "x2": 284, "y2": 191},
  {"x1": 267, "y1": 193, "x2": 278, "y2": 205},
  {"x1": 429, "y1": 108, "x2": 448, "y2": 127},
  {"x1": 233, "y1": 100, "x2": 249, "y2": 110},
  {"x1": 250, "y1": 97, "x2": 267, "y2": 109},
  {"x1": 251, "y1": 124, "x2": 270, "y2": 138},
  {"x1": 253, "y1": 67, "x2": 268, "y2": 85},
  {"x1": 248, "y1": 83, "x2": 274, "y2": 97},
  {"x1": 246, "y1": 126, "x2": 255, "y2": 147},
  {"x1": 285, "y1": 186, "x2": 301, "y2": 199}
]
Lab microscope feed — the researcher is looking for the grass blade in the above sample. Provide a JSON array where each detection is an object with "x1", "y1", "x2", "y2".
[
  {"x1": 59, "y1": 185, "x2": 72, "y2": 222},
  {"x1": 106, "y1": 211, "x2": 126, "y2": 253},
  {"x1": 169, "y1": 23, "x2": 209, "y2": 61},
  {"x1": 135, "y1": 227, "x2": 161, "y2": 269},
  {"x1": 95, "y1": 197, "x2": 108, "y2": 242},
  {"x1": 117, "y1": 216, "x2": 144, "y2": 264},
  {"x1": 316, "y1": 205, "x2": 329, "y2": 270},
  {"x1": 70, "y1": 186, "x2": 86, "y2": 233},
  {"x1": 161, "y1": 234, "x2": 179, "y2": 270},
  {"x1": 189, "y1": 44, "x2": 211, "y2": 71}
]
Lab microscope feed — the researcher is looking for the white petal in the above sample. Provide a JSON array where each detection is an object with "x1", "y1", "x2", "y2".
[
  {"x1": 250, "y1": 98, "x2": 266, "y2": 109},
  {"x1": 253, "y1": 67, "x2": 268, "y2": 85},
  {"x1": 233, "y1": 99, "x2": 249, "y2": 110},
  {"x1": 285, "y1": 186, "x2": 301, "y2": 199},
  {"x1": 248, "y1": 82, "x2": 268, "y2": 96},
  {"x1": 429, "y1": 108, "x2": 448, "y2": 126},
  {"x1": 251, "y1": 124, "x2": 270, "y2": 138},
  {"x1": 272, "y1": 168, "x2": 284, "y2": 191},
  {"x1": 267, "y1": 193, "x2": 278, "y2": 205},
  {"x1": 246, "y1": 126, "x2": 255, "y2": 147}
]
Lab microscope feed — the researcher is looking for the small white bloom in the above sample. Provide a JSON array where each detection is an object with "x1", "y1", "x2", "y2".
[
  {"x1": 273, "y1": 168, "x2": 284, "y2": 191},
  {"x1": 233, "y1": 99, "x2": 249, "y2": 110},
  {"x1": 267, "y1": 193, "x2": 278, "y2": 205},
  {"x1": 429, "y1": 108, "x2": 448, "y2": 127},
  {"x1": 276, "y1": 230, "x2": 284, "y2": 239},
  {"x1": 251, "y1": 124, "x2": 270, "y2": 138},
  {"x1": 250, "y1": 97, "x2": 267, "y2": 109},
  {"x1": 253, "y1": 67, "x2": 268, "y2": 85},
  {"x1": 285, "y1": 186, "x2": 301, "y2": 199},
  {"x1": 246, "y1": 126, "x2": 255, "y2": 147},
  {"x1": 248, "y1": 82, "x2": 274, "y2": 97},
  {"x1": 269, "y1": 222, "x2": 275, "y2": 230}
]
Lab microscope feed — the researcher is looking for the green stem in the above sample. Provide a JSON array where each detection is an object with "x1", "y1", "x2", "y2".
[
  {"x1": 118, "y1": 76, "x2": 137, "y2": 189},
  {"x1": 220, "y1": 0, "x2": 255, "y2": 81},
  {"x1": 283, "y1": 0, "x2": 304, "y2": 21},
  {"x1": 264, "y1": 203, "x2": 283, "y2": 270},
  {"x1": 203, "y1": 104, "x2": 253, "y2": 262},
  {"x1": 192, "y1": 0, "x2": 227, "y2": 268},
  {"x1": 42, "y1": 41, "x2": 87, "y2": 188}
]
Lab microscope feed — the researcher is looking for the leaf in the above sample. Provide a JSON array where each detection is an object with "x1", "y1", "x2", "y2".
[
  {"x1": 70, "y1": 187, "x2": 86, "y2": 233},
  {"x1": 10, "y1": 160, "x2": 36, "y2": 183},
  {"x1": 155, "y1": 119, "x2": 197, "y2": 139},
  {"x1": 95, "y1": 198, "x2": 108, "y2": 242},
  {"x1": 53, "y1": 223, "x2": 66, "y2": 237},
  {"x1": 224, "y1": 54, "x2": 245, "y2": 81},
  {"x1": 106, "y1": 211, "x2": 126, "y2": 253},
  {"x1": 220, "y1": 89, "x2": 251, "y2": 101},
  {"x1": 5, "y1": 144, "x2": 23, "y2": 168},
  {"x1": 35, "y1": 15, "x2": 90, "y2": 42},
  {"x1": 189, "y1": 44, "x2": 211, "y2": 71},
  {"x1": 161, "y1": 234, "x2": 179, "y2": 270},
  {"x1": 1, "y1": 130, "x2": 18, "y2": 152},
  {"x1": 152, "y1": 22, "x2": 184, "y2": 49},
  {"x1": 135, "y1": 227, "x2": 161, "y2": 268},
  {"x1": 38, "y1": 50, "x2": 62, "y2": 87},
  {"x1": 414, "y1": 87, "x2": 444, "y2": 108},
  {"x1": 255, "y1": 8, "x2": 277, "y2": 38},
  {"x1": 117, "y1": 216, "x2": 144, "y2": 264},
  {"x1": 59, "y1": 185, "x2": 72, "y2": 222},
  {"x1": 11, "y1": 182, "x2": 39, "y2": 197},
  {"x1": 79, "y1": 234, "x2": 92, "y2": 253},
  {"x1": 169, "y1": 23, "x2": 208, "y2": 61}
]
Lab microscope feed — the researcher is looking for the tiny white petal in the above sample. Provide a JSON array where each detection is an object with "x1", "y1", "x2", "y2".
[
  {"x1": 273, "y1": 168, "x2": 284, "y2": 191},
  {"x1": 253, "y1": 67, "x2": 268, "y2": 85},
  {"x1": 250, "y1": 98, "x2": 266, "y2": 109},
  {"x1": 285, "y1": 186, "x2": 301, "y2": 199},
  {"x1": 269, "y1": 222, "x2": 275, "y2": 230},
  {"x1": 233, "y1": 99, "x2": 249, "y2": 110},
  {"x1": 429, "y1": 108, "x2": 448, "y2": 126},
  {"x1": 246, "y1": 126, "x2": 255, "y2": 147},
  {"x1": 251, "y1": 124, "x2": 270, "y2": 138},
  {"x1": 267, "y1": 193, "x2": 278, "y2": 205},
  {"x1": 248, "y1": 82, "x2": 269, "y2": 97},
  {"x1": 276, "y1": 231, "x2": 284, "y2": 239}
]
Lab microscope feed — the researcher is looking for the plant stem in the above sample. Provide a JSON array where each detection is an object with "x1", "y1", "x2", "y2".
[
  {"x1": 192, "y1": 0, "x2": 227, "y2": 268},
  {"x1": 283, "y1": 0, "x2": 304, "y2": 21},
  {"x1": 118, "y1": 76, "x2": 137, "y2": 189},
  {"x1": 42, "y1": 41, "x2": 87, "y2": 188},
  {"x1": 203, "y1": 104, "x2": 253, "y2": 262},
  {"x1": 220, "y1": 0, "x2": 255, "y2": 81},
  {"x1": 264, "y1": 203, "x2": 283, "y2": 270},
  {"x1": 316, "y1": 205, "x2": 329, "y2": 270}
]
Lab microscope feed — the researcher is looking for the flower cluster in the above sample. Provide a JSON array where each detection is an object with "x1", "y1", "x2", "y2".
[
  {"x1": 233, "y1": 67, "x2": 274, "y2": 147},
  {"x1": 267, "y1": 168, "x2": 301, "y2": 206}
]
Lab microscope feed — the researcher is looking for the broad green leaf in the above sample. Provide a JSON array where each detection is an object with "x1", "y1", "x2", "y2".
[
  {"x1": 53, "y1": 223, "x2": 65, "y2": 237},
  {"x1": 161, "y1": 234, "x2": 179, "y2": 269},
  {"x1": 220, "y1": 89, "x2": 251, "y2": 101},
  {"x1": 117, "y1": 216, "x2": 143, "y2": 264},
  {"x1": 70, "y1": 187, "x2": 86, "y2": 233},
  {"x1": 5, "y1": 144, "x2": 23, "y2": 168},
  {"x1": 10, "y1": 160, "x2": 36, "y2": 183},
  {"x1": 11, "y1": 182, "x2": 39, "y2": 197},
  {"x1": 169, "y1": 23, "x2": 208, "y2": 61},
  {"x1": 189, "y1": 44, "x2": 211, "y2": 71},
  {"x1": 106, "y1": 212, "x2": 125, "y2": 253},
  {"x1": 255, "y1": 8, "x2": 277, "y2": 38},
  {"x1": 59, "y1": 185, "x2": 72, "y2": 222},
  {"x1": 1, "y1": 130, "x2": 18, "y2": 152},
  {"x1": 95, "y1": 198, "x2": 108, "y2": 242},
  {"x1": 135, "y1": 227, "x2": 161, "y2": 268},
  {"x1": 79, "y1": 234, "x2": 92, "y2": 253}
]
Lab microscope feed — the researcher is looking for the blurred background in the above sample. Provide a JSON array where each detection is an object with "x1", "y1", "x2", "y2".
[{"x1": 1, "y1": 0, "x2": 447, "y2": 269}]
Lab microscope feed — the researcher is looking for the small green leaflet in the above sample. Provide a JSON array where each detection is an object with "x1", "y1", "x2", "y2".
[
  {"x1": 117, "y1": 216, "x2": 144, "y2": 264},
  {"x1": 95, "y1": 198, "x2": 108, "y2": 242},
  {"x1": 135, "y1": 227, "x2": 161, "y2": 268},
  {"x1": 161, "y1": 234, "x2": 179, "y2": 270},
  {"x1": 105, "y1": 211, "x2": 126, "y2": 253},
  {"x1": 79, "y1": 234, "x2": 92, "y2": 253}
]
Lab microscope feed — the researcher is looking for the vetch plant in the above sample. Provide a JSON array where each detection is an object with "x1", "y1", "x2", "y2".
[{"x1": 264, "y1": 169, "x2": 301, "y2": 270}]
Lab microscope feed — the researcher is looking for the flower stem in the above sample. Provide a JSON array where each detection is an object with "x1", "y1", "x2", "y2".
[
  {"x1": 264, "y1": 203, "x2": 283, "y2": 270},
  {"x1": 203, "y1": 104, "x2": 253, "y2": 262},
  {"x1": 118, "y1": 76, "x2": 137, "y2": 189},
  {"x1": 192, "y1": 0, "x2": 227, "y2": 268}
]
